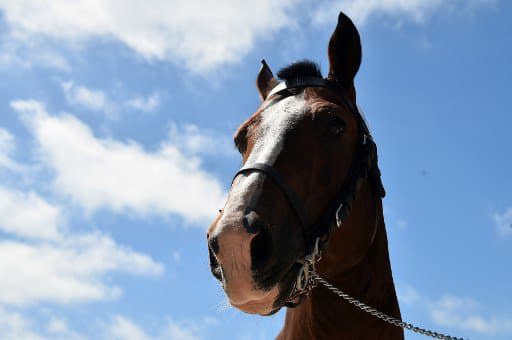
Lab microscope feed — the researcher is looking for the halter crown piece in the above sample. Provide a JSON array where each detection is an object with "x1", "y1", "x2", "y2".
[{"x1": 232, "y1": 59, "x2": 385, "y2": 307}]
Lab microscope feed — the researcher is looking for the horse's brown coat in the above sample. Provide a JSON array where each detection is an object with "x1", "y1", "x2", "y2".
[
  {"x1": 278, "y1": 180, "x2": 403, "y2": 339},
  {"x1": 208, "y1": 11, "x2": 403, "y2": 339}
]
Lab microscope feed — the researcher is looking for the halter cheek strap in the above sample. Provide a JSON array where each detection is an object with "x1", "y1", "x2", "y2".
[{"x1": 233, "y1": 163, "x2": 311, "y2": 229}]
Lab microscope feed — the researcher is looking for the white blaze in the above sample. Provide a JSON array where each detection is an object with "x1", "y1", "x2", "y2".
[{"x1": 220, "y1": 93, "x2": 307, "y2": 227}]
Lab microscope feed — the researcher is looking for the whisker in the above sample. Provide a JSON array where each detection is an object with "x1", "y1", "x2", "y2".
[{"x1": 215, "y1": 297, "x2": 233, "y2": 313}]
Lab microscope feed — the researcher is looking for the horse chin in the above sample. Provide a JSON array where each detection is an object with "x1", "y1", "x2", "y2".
[
  {"x1": 228, "y1": 286, "x2": 281, "y2": 315},
  {"x1": 237, "y1": 265, "x2": 301, "y2": 316}
]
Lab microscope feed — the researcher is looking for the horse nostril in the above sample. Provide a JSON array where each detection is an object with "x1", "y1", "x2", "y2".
[
  {"x1": 243, "y1": 211, "x2": 263, "y2": 234},
  {"x1": 208, "y1": 235, "x2": 220, "y2": 255},
  {"x1": 244, "y1": 211, "x2": 272, "y2": 269},
  {"x1": 250, "y1": 227, "x2": 272, "y2": 270}
]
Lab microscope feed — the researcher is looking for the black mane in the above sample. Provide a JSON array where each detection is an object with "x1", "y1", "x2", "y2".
[{"x1": 277, "y1": 60, "x2": 322, "y2": 81}]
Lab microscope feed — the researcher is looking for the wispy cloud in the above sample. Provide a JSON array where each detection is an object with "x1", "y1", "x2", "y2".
[
  {"x1": 104, "y1": 315, "x2": 150, "y2": 340},
  {"x1": 430, "y1": 295, "x2": 512, "y2": 335},
  {"x1": 46, "y1": 317, "x2": 85, "y2": 340},
  {"x1": 62, "y1": 81, "x2": 165, "y2": 116},
  {"x1": 126, "y1": 92, "x2": 161, "y2": 113},
  {"x1": 492, "y1": 208, "x2": 512, "y2": 237},
  {"x1": 167, "y1": 123, "x2": 235, "y2": 158},
  {"x1": 61, "y1": 81, "x2": 114, "y2": 116},
  {"x1": 0, "y1": 309, "x2": 209, "y2": 340},
  {"x1": 104, "y1": 315, "x2": 213, "y2": 340},
  {"x1": 0, "y1": 306, "x2": 44, "y2": 340},
  {"x1": 0, "y1": 156, "x2": 163, "y2": 306},
  {"x1": 0, "y1": 225, "x2": 163, "y2": 306},
  {"x1": 12, "y1": 99, "x2": 226, "y2": 225},
  {"x1": 0, "y1": 1, "x2": 300, "y2": 72},
  {"x1": 0, "y1": 187, "x2": 62, "y2": 240},
  {"x1": 313, "y1": 0, "x2": 498, "y2": 27},
  {"x1": 0, "y1": 35, "x2": 71, "y2": 72},
  {"x1": 0, "y1": 99, "x2": 183, "y2": 309},
  {"x1": 0, "y1": 1, "x2": 499, "y2": 74},
  {"x1": 397, "y1": 284, "x2": 512, "y2": 336},
  {"x1": 0, "y1": 98, "x2": 229, "y2": 311},
  {"x1": 0, "y1": 128, "x2": 25, "y2": 172},
  {"x1": 397, "y1": 284, "x2": 420, "y2": 305}
]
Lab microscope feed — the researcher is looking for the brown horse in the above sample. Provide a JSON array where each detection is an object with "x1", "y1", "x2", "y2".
[{"x1": 207, "y1": 11, "x2": 403, "y2": 340}]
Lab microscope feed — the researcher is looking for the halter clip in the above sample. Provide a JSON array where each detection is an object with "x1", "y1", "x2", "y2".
[{"x1": 294, "y1": 237, "x2": 322, "y2": 294}]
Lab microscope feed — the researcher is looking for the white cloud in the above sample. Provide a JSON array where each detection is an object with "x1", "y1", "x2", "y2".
[
  {"x1": 0, "y1": 307, "x2": 43, "y2": 340},
  {"x1": 430, "y1": 295, "x2": 512, "y2": 335},
  {"x1": 46, "y1": 316, "x2": 86, "y2": 340},
  {"x1": 0, "y1": 36, "x2": 71, "y2": 72},
  {"x1": 126, "y1": 92, "x2": 161, "y2": 113},
  {"x1": 62, "y1": 81, "x2": 164, "y2": 116},
  {"x1": 12, "y1": 99, "x2": 225, "y2": 225},
  {"x1": 0, "y1": 187, "x2": 62, "y2": 240},
  {"x1": 492, "y1": 208, "x2": 512, "y2": 237},
  {"x1": 0, "y1": 184, "x2": 163, "y2": 306},
  {"x1": 0, "y1": 309, "x2": 85, "y2": 340},
  {"x1": 0, "y1": 1, "x2": 499, "y2": 73},
  {"x1": 105, "y1": 316, "x2": 149, "y2": 340},
  {"x1": 0, "y1": 128, "x2": 25, "y2": 172},
  {"x1": 0, "y1": 311, "x2": 209, "y2": 340},
  {"x1": 0, "y1": 231, "x2": 163, "y2": 306},
  {"x1": 167, "y1": 123, "x2": 234, "y2": 157},
  {"x1": 104, "y1": 315, "x2": 204, "y2": 340},
  {"x1": 0, "y1": 1, "x2": 299, "y2": 72},
  {"x1": 162, "y1": 321, "x2": 201, "y2": 340},
  {"x1": 47, "y1": 318, "x2": 68, "y2": 334},
  {"x1": 313, "y1": 0, "x2": 497, "y2": 27},
  {"x1": 397, "y1": 284, "x2": 512, "y2": 336},
  {"x1": 61, "y1": 81, "x2": 113, "y2": 114},
  {"x1": 0, "y1": 107, "x2": 171, "y2": 310},
  {"x1": 0, "y1": 128, "x2": 15, "y2": 155},
  {"x1": 397, "y1": 284, "x2": 420, "y2": 305}
]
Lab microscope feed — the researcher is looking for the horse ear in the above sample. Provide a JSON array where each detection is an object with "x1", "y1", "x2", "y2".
[
  {"x1": 256, "y1": 59, "x2": 279, "y2": 100},
  {"x1": 327, "y1": 12, "x2": 362, "y2": 88}
]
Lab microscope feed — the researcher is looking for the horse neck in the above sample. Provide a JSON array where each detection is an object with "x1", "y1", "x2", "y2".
[{"x1": 278, "y1": 178, "x2": 403, "y2": 340}]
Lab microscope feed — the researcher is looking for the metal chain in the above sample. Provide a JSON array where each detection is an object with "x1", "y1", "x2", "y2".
[{"x1": 310, "y1": 272, "x2": 466, "y2": 340}]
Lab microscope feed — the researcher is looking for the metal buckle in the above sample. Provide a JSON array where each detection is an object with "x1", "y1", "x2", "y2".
[{"x1": 335, "y1": 203, "x2": 344, "y2": 228}]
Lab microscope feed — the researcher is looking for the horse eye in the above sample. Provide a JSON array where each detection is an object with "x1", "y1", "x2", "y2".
[
  {"x1": 327, "y1": 117, "x2": 345, "y2": 136},
  {"x1": 234, "y1": 127, "x2": 248, "y2": 153}
]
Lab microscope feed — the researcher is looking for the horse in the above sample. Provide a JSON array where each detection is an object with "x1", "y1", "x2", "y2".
[{"x1": 207, "y1": 11, "x2": 404, "y2": 339}]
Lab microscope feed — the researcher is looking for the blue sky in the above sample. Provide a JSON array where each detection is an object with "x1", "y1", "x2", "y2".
[{"x1": 0, "y1": 1, "x2": 510, "y2": 339}]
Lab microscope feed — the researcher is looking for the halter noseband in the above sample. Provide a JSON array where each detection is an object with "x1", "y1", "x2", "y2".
[{"x1": 231, "y1": 75, "x2": 385, "y2": 308}]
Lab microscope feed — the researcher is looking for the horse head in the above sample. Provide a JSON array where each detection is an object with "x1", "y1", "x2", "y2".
[{"x1": 207, "y1": 12, "x2": 384, "y2": 316}]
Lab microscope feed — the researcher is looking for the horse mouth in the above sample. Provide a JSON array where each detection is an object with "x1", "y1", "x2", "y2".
[
  {"x1": 208, "y1": 231, "x2": 304, "y2": 315},
  {"x1": 248, "y1": 263, "x2": 303, "y2": 316},
  {"x1": 208, "y1": 244, "x2": 224, "y2": 283},
  {"x1": 269, "y1": 263, "x2": 302, "y2": 311},
  {"x1": 253, "y1": 268, "x2": 301, "y2": 316}
]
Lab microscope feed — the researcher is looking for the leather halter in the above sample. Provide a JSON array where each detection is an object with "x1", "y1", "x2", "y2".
[{"x1": 231, "y1": 76, "x2": 385, "y2": 307}]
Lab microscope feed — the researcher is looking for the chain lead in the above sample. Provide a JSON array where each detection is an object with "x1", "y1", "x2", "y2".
[{"x1": 310, "y1": 272, "x2": 466, "y2": 340}]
